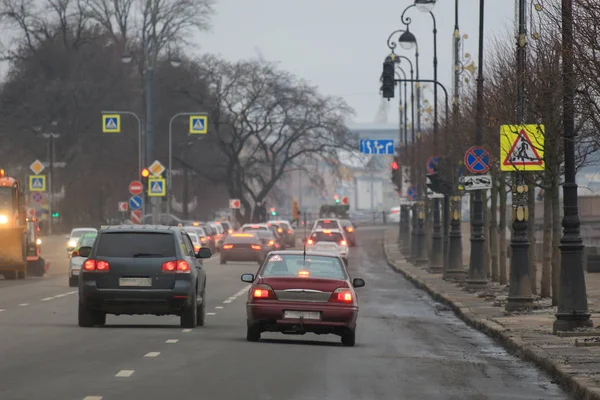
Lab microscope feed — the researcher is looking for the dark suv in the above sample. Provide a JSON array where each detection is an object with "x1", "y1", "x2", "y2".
[{"x1": 77, "y1": 225, "x2": 211, "y2": 328}]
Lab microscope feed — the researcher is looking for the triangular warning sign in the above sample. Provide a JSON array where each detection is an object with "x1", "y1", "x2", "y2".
[
  {"x1": 192, "y1": 118, "x2": 204, "y2": 130},
  {"x1": 503, "y1": 129, "x2": 543, "y2": 166},
  {"x1": 106, "y1": 118, "x2": 117, "y2": 129},
  {"x1": 32, "y1": 178, "x2": 42, "y2": 188},
  {"x1": 151, "y1": 181, "x2": 162, "y2": 192}
]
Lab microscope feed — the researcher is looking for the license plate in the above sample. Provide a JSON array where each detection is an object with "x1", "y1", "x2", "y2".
[
  {"x1": 119, "y1": 277, "x2": 152, "y2": 287},
  {"x1": 284, "y1": 311, "x2": 321, "y2": 320},
  {"x1": 72, "y1": 270, "x2": 80, "y2": 276}
]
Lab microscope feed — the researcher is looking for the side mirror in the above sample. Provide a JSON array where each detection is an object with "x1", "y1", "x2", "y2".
[
  {"x1": 241, "y1": 273, "x2": 255, "y2": 283},
  {"x1": 352, "y1": 278, "x2": 365, "y2": 288},
  {"x1": 196, "y1": 247, "x2": 212, "y2": 259},
  {"x1": 78, "y1": 246, "x2": 92, "y2": 258}
]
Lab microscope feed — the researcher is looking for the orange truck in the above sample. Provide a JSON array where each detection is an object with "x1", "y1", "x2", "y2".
[{"x1": 0, "y1": 170, "x2": 45, "y2": 279}]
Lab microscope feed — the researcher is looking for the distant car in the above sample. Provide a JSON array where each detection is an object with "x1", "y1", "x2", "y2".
[
  {"x1": 220, "y1": 233, "x2": 268, "y2": 265},
  {"x1": 185, "y1": 231, "x2": 209, "y2": 266},
  {"x1": 312, "y1": 218, "x2": 343, "y2": 231},
  {"x1": 187, "y1": 227, "x2": 210, "y2": 249},
  {"x1": 306, "y1": 229, "x2": 349, "y2": 265},
  {"x1": 246, "y1": 229, "x2": 281, "y2": 251},
  {"x1": 339, "y1": 219, "x2": 356, "y2": 247},
  {"x1": 220, "y1": 221, "x2": 233, "y2": 236},
  {"x1": 208, "y1": 223, "x2": 225, "y2": 251},
  {"x1": 77, "y1": 225, "x2": 211, "y2": 328},
  {"x1": 66, "y1": 227, "x2": 98, "y2": 254},
  {"x1": 199, "y1": 224, "x2": 217, "y2": 253},
  {"x1": 68, "y1": 232, "x2": 98, "y2": 287},
  {"x1": 241, "y1": 251, "x2": 365, "y2": 346},
  {"x1": 268, "y1": 220, "x2": 295, "y2": 247}
]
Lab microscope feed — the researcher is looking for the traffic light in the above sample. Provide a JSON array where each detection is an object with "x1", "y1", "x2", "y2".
[
  {"x1": 52, "y1": 212, "x2": 59, "y2": 218},
  {"x1": 391, "y1": 156, "x2": 402, "y2": 191},
  {"x1": 380, "y1": 58, "x2": 395, "y2": 99},
  {"x1": 334, "y1": 195, "x2": 340, "y2": 203},
  {"x1": 270, "y1": 207, "x2": 276, "y2": 216},
  {"x1": 141, "y1": 168, "x2": 150, "y2": 178}
]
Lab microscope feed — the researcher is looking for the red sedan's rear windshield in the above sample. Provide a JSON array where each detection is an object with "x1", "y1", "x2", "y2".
[
  {"x1": 311, "y1": 231, "x2": 344, "y2": 243},
  {"x1": 261, "y1": 255, "x2": 346, "y2": 280},
  {"x1": 224, "y1": 233, "x2": 260, "y2": 244},
  {"x1": 95, "y1": 232, "x2": 176, "y2": 258}
]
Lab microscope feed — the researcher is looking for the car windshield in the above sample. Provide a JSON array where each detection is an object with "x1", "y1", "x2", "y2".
[
  {"x1": 261, "y1": 254, "x2": 346, "y2": 280},
  {"x1": 251, "y1": 230, "x2": 275, "y2": 240},
  {"x1": 95, "y1": 232, "x2": 176, "y2": 258},
  {"x1": 311, "y1": 231, "x2": 344, "y2": 243},
  {"x1": 71, "y1": 229, "x2": 96, "y2": 239},
  {"x1": 187, "y1": 233, "x2": 200, "y2": 245},
  {"x1": 315, "y1": 220, "x2": 339, "y2": 229},
  {"x1": 77, "y1": 235, "x2": 97, "y2": 248}
]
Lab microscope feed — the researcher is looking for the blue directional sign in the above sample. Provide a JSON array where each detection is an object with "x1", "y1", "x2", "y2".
[
  {"x1": 359, "y1": 139, "x2": 395, "y2": 155},
  {"x1": 406, "y1": 185, "x2": 418, "y2": 201},
  {"x1": 129, "y1": 195, "x2": 143, "y2": 210}
]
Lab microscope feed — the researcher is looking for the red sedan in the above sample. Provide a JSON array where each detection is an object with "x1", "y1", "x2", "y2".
[{"x1": 240, "y1": 250, "x2": 365, "y2": 346}]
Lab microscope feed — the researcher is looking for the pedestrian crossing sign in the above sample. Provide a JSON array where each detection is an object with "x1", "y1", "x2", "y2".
[
  {"x1": 102, "y1": 114, "x2": 121, "y2": 133},
  {"x1": 29, "y1": 175, "x2": 46, "y2": 192},
  {"x1": 189, "y1": 115, "x2": 208, "y2": 135},
  {"x1": 148, "y1": 177, "x2": 166, "y2": 197}
]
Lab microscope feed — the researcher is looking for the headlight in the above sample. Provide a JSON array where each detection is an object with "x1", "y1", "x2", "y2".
[
  {"x1": 36, "y1": 238, "x2": 42, "y2": 245},
  {"x1": 0, "y1": 215, "x2": 8, "y2": 224},
  {"x1": 68, "y1": 240, "x2": 77, "y2": 247}
]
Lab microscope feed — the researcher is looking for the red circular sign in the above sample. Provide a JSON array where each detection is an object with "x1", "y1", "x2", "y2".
[{"x1": 129, "y1": 181, "x2": 143, "y2": 195}]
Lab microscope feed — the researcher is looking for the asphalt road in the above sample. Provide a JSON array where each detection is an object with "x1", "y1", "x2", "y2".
[{"x1": 0, "y1": 228, "x2": 571, "y2": 400}]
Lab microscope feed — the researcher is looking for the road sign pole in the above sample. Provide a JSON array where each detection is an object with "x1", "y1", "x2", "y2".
[{"x1": 444, "y1": 195, "x2": 466, "y2": 281}]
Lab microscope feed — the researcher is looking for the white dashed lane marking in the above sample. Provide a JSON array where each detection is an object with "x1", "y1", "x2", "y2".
[
  {"x1": 0, "y1": 309, "x2": 5, "y2": 312},
  {"x1": 83, "y1": 396, "x2": 103, "y2": 400},
  {"x1": 206, "y1": 312, "x2": 216, "y2": 316},
  {"x1": 223, "y1": 300, "x2": 232, "y2": 304},
  {"x1": 144, "y1": 352, "x2": 161, "y2": 358},
  {"x1": 41, "y1": 297, "x2": 54, "y2": 301},
  {"x1": 215, "y1": 306, "x2": 223, "y2": 309},
  {"x1": 115, "y1": 370, "x2": 135, "y2": 378},
  {"x1": 182, "y1": 329, "x2": 192, "y2": 333},
  {"x1": 19, "y1": 303, "x2": 28, "y2": 306},
  {"x1": 165, "y1": 339, "x2": 179, "y2": 343}
]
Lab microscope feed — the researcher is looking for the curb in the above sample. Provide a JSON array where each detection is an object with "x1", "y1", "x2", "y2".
[{"x1": 382, "y1": 229, "x2": 600, "y2": 400}]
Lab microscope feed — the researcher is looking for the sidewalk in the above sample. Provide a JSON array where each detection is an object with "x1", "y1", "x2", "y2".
[{"x1": 384, "y1": 228, "x2": 600, "y2": 400}]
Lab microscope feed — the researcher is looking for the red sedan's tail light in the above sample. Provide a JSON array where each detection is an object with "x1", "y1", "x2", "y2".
[
  {"x1": 83, "y1": 260, "x2": 110, "y2": 272},
  {"x1": 223, "y1": 244, "x2": 233, "y2": 250},
  {"x1": 330, "y1": 288, "x2": 353, "y2": 303},
  {"x1": 252, "y1": 284, "x2": 277, "y2": 300},
  {"x1": 162, "y1": 260, "x2": 191, "y2": 273},
  {"x1": 251, "y1": 244, "x2": 262, "y2": 250}
]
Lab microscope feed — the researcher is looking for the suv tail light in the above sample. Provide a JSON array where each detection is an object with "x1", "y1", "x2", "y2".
[
  {"x1": 162, "y1": 260, "x2": 191, "y2": 274},
  {"x1": 307, "y1": 239, "x2": 314, "y2": 245},
  {"x1": 252, "y1": 284, "x2": 276, "y2": 300},
  {"x1": 251, "y1": 244, "x2": 262, "y2": 250},
  {"x1": 200, "y1": 237, "x2": 207, "y2": 242},
  {"x1": 347, "y1": 227, "x2": 354, "y2": 232},
  {"x1": 223, "y1": 244, "x2": 233, "y2": 250},
  {"x1": 340, "y1": 240, "x2": 347, "y2": 246},
  {"x1": 194, "y1": 245, "x2": 201, "y2": 252},
  {"x1": 329, "y1": 288, "x2": 353, "y2": 303},
  {"x1": 83, "y1": 260, "x2": 110, "y2": 272},
  {"x1": 268, "y1": 240, "x2": 275, "y2": 246}
]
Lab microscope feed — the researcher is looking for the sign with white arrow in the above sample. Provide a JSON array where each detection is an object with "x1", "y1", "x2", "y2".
[
  {"x1": 426, "y1": 189, "x2": 444, "y2": 199},
  {"x1": 460, "y1": 174, "x2": 492, "y2": 191}
]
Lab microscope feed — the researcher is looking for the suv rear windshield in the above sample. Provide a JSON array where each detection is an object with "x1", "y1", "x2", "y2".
[
  {"x1": 315, "y1": 220, "x2": 340, "y2": 230},
  {"x1": 95, "y1": 232, "x2": 176, "y2": 258},
  {"x1": 311, "y1": 231, "x2": 344, "y2": 243}
]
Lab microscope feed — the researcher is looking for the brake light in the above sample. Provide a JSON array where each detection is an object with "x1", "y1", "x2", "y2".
[
  {"x1": 330, "y1": 288, "x2": 353, "y2": 303},
  {"x1": 194, "y1": 245, "x2": 201, "y2": 252},
  {"x1": 276, "y1": 243, "x2": 280, "y2": 248},
  {"x1": 347, "y1": 227, "x2": 354, "y2": 232},
  {"x1": 277, "y1": 228, "x2": 283, "y2": 233},
  {"x1": 307, "y1": 239, "x2": 314, "y2": 245},
  {"x1": 323, "y1": 229, "x2": 331, "y2": 233},
  {"x1": 391, "y1": 209, "x2": 399, "y2": 214},
  {"x1": 268, "y1": 240, "x2": 275, "y2": 246},
  {"x1": 252, "y1": 284, "x2": 276, "y2": 300},
  {"x1": 324, "y1": 220, "x2": 331, "y2": 223},
  {"x1": 162, "y1": 260, "x2": 191, "y2": 273},
  {"x1": 288, "y1": 230, "x2": 292, "y2": 234},
  {"x1": 83, "y1": 260, "x2": 110, "y2": 272},
  {"x1": 341, "y1": 240, "x2": 347, "y2": 246},
  {"x1": 298, "y1": 270, "x2": 310, "y2": 277},
  {"x1": 223, "y1": 244, "x2": 233, "y2": 250},
  {"x1": 228, "y1": 229, "x2": 233, "y2": 234},
  {"x1": 200, "y1": 237, "x2": 206, "y2": 242},
  {"x1": 251, "y1": 244, "x2": 262, "y2": 250}
]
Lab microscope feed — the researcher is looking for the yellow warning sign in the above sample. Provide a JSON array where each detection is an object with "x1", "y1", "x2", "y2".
[{"x1": 500, "y1": 124, "x2": 545, "y2": 172}]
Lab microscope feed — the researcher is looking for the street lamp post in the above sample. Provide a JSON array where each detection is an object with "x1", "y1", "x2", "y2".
[
  {"x1": 121, "y1": 44, "x2": 182, "y2": 224},
  {"x1": 395, "y1": 65, "x2": 411, "y2": 255},
  {"x1": 387, "y1": 29, "x2": 422, "y2": 264},
  {"x1": 167, "y1": 112, "x2": 207, "y2": 217},
  {"x1": 466, "y1": 0, "x2": 488, "y2": 289},
  {"x1": 554, "y1": 0, "x2": 593, "y2": 332},
  {"x1": 42, "y1": 129, "x2": 59, "y2": 235},
  {"x1": 400, "y1": 0, "x2": 442, "y2": 273}
]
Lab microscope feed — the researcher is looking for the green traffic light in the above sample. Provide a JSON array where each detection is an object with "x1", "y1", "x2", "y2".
[
  {"x1": 52, "y1": 212, "x2": 59, "y2": 218},
  {"x1": 271, "y1": 211, "x2": 276, "y2": 216}
]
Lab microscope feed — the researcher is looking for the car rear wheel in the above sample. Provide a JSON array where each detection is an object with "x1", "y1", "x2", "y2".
[
  {"x1": 181, "y1": 295, "x2": 198, "y2": 329},
  {"x1": 68, "y1": 277, "x2": 78, "y2": 287},
  {"x1": 246, "y1": 323, "x2": 261, "y2": 342},
  {"x1": 197, "y1": 290, "x2": 206, "y2": 327},
  {"x1": 78, "y1": 302, "x2": 106, "y2": 327},
  {"x1": 341, "y1": 330, "x2": 355, "y2": 347}
]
